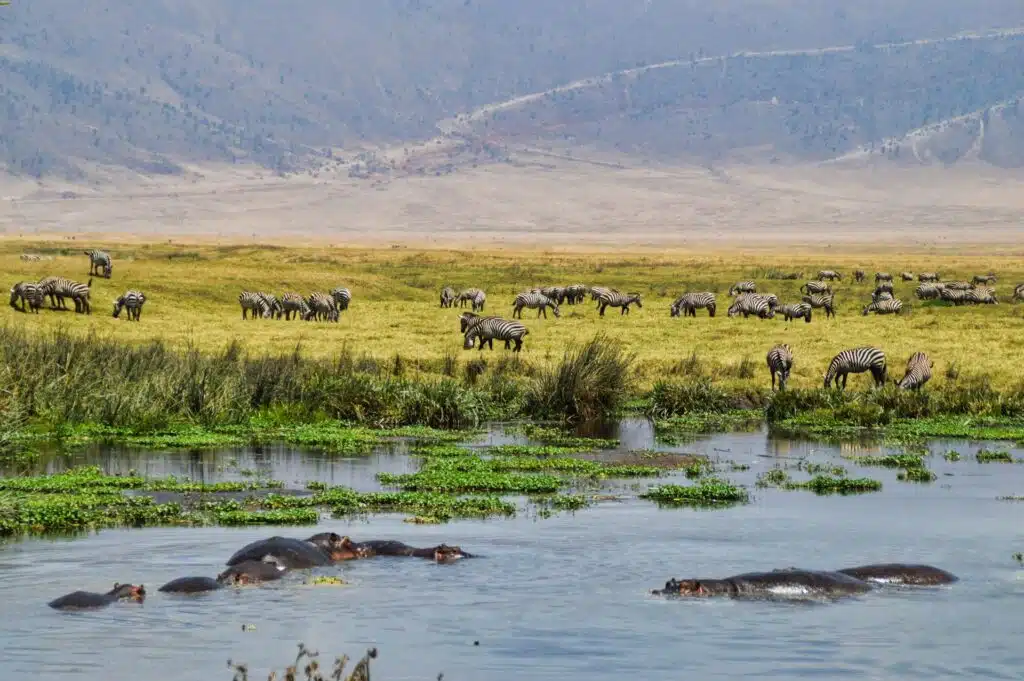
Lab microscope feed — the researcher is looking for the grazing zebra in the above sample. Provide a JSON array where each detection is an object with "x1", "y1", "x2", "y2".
[
  {"x1": 513, "y1": 291, "x2": 560, "y2": 319},
  {"x1": 330, "y1": 287, "x2": 352, "y2": 313},
  {"x1": 440, "y1": 286, "x2": 456, "y2": 308},
  {"x1": 817, "y1": 270, "x2": 842, "y2": 281},
  {"x1": 304, "y1": 292, "x2": 339, "y2": 322},
  {"x1": 874, "y1": 272, "x2": 893, "y2": 283},
  {"x1": 670, "y1": 292, "x2": 716, "y2": 318},
  {"x1": 39, "y1": 276, "x2": 92, "y2": 313},
  {"x1": 728, "y1": 281, "x2": 756, "y2": 296},
  {"x1": 597, "y1": 291, "x2": 642, "y2": 317},
  {"x1": 20, "y1": 254, "x2": 42, "y2": 262},
  {"x1": 800, "y1": 281, "x2": 831, "y2": 295},
  {"x1": 258, "y1": 293, "x2": 283, "y2": 319},
  {"x1": 112, "y1": 290, "x2": 146, "y2": 321},
  {"x1": 939, "y1": 287, "x2": 970, "y2": 306},
  {"x1": 238, "y1": 291, "x2": 270, "y2": 319},
  {"x1": 900, "y1": 272, "x2": 914, "y2": 282},
  {"x1": 943, "y1": 281, "x2": 972, "y2": 290},
  {"x1": 853, "y1": 270, "x2": 865, "y2": 283},
  {"x1": 458, "y1": 288, "x2": 486, "y2": 312},
  {"x1": 872, "y1": 291, "x2": 894, "y2": 303},
  {"x1": 824, "y1": 347, "x2": 887, "y2": 390},
  {"x1": 9, "y1": 282, "x2": 44, "y2": 313},
  {"x1": 463, "y1": 317, "x2": 529, "y2": 352},
  {"x1": 801, "y1": 293, "x2": 836, "y2": 319},
  {"x1": 85, "y1": 250, "x2": 112, "y2": 278},
  {"x1": 862, "y1": 298, "x2": 904, "y2": 316},
  {"x1": 728, "y1": 293, "x2": 774, "y2": 319},
  {"x1": 766, "y1": 344, "x2": 794, "y2": 391},
  {"x1": 589, "y1": 287, "x2": 618, "y2": 308},
  {"x1": 564, "y1": 284, "x2": 588, "y2": 304},
  {"x1": 280, "y1": 292, "x2": 310, "y2": 320},
  {"x1": 537, "y1": 286, "x2": 565, "y2": 305},
  {"x1": 968, "y1": 287, "x2": 998, "y2": 305},
  {"x1": 918, "y1": 272, "x2": 940, "y2": 283},
  {"x1": 759, "y1": 293, "x2": 779, "y2": 312},
  {"x1": 972, "y1": 274, "x2": 997, "y2": 285},
  {"x1": 896, "y1": 352, "x2": 933, "y2": 391},
  {"x1": 873, "y1": 281, "x2": 894, "y2": 296},
  {"x1": 778, "y1": 302, "x2": 812, "y2": 323},
  {"x1": 915, "y1": 284, "x2": 942, "y2": 300},
  {"x1": 1013, "y1": 283, "x2": 1024, "y2": 301}
]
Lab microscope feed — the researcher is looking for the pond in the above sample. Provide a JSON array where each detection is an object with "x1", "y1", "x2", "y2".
[{"x1": 2, "y1": 423, "x2": 1024, "y2": 681}]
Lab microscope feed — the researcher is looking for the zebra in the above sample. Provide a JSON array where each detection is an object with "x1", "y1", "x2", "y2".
[
  {"x1": 670, "y1": 292, "x2": 716, "y2": 318},
  {"x1": 239, "y1": 291, "x2": 270, "y2": 319},
  {"x1": 873, "y1": 282, "x2": 894, "y2": 296},
  {"x1": 853, "y1": 269, "x2": 865, "y2": 283},
  {"x1": 817, "y1": 270, "x2": 842, "y2": 281},
  {"x1": 597, "y1": 291, "x2": 642, "y2": 316},
  {"x1": 872, "y1": 291, "x2": 894, "y2": 303},
  {"x1": 939, "y1": 287, "x2": 970, "y2": 306},
  {"x1": 85, "y1": 250, "x2": 112, "y2": 278},
  {"x1": 9, "y1": 282, "x2": 44, "y2": 313},
  {"x1": 538, "y1": 286, "x2": 566, "y2": 305},
  {"x1": 972, "y1": 274, "x2": 997, "y2": 285},
  {"x1": 862, "y1": 298, "x2": 904, "y2": 316},
  {"x1": 1013, "y1": 283, "x2": 1024, "y2": 302},
  {"x1": 304, "y1": 292, "x2": 339, "y2": 322},
  {"x1": 778, "y1": 302, "x2": 812, "y2": 323},
  {"x1": 800, "y1": 281, "x2": 831, "y2": 295},
  {"x1": 874, "y1": 272, "x2": 893, "y2": 283},
  {"x1": 759, "y1": 293, "x2": 779, "y2": 312},
  {"x1": 943, "y1": 281, "x2": 972, "y2": 290},
  {"x1": 900, "y1": 272, "x2": 914, "y2": 281},
  {"x1": 440, "y1": 287, "x2": 456, "y2": 308},
  {"x1": 258, "y1": 293, "x2": 283, "y2": 319},
  {"x1": 589, "y1": 287, "x2": 618, "y2": 308},
  {"x1": 564, "y1": 284, "x2": 588, "y2": 304},
  {"x1": 968, "y1": 287, "x2": 998, "y2": 305},
  {"x1": 824, "y1": 347, "x2": 887, "y2": 390},
  {"x1": 512, "y1": 292, "x2": 560, "y2": 319},
  {"x1": 463, "y1": 317, "x2": 528, "y2": 352},
  {"x1": 728, "y1": 293, "x2": 774, "y2": 319},
  {"x1": 280, "y1": 292, "x2": 310, "y2": 320},
  {"x1": 331, "y1": 287, "x2": 352, "y2": 312},
  {"x1": 801, "y1": 293, "x2": 835, "y2": 319},
  {"x1": 20, "y1": 254, "x2": 42, "y2": 262},
  {"x1": 915, "y1": 284, "x2": 942, "y2": 300},
  {"x1": 766, "y1": 344, "x2": 794, "y2": 391},
  {"x1": 37, "y1": 275, "x2": 70, "y2": 310},
  {"x1": 896, "y1": 352, "x2": 933, "y2": 391},
  {"x1": 458, "y1": 288, "x2": 486, "y2": 312},
  {"x1": 39, "y1": 276, "x2": 92, "y2": 313},
  {"x1": 112, "y1": 290, "x2": 146, "y2": 321},
  {"x1": 918, "y1": 272, "x2": 940, "y2": 282},
  {"x1": 728, "y1": 281, "x2": 756, "y2": 296}
]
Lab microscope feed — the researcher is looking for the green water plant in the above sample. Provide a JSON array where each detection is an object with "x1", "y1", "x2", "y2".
[{"x1": 640, "y1": 478, "x2": 750, "y2": 508}]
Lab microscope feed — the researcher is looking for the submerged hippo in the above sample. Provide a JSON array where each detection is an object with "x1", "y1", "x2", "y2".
[
  {"x1": 836, "y1": 563, "x2": 958, "y2": 586},
  {"x1": 217, "y1": 556, "x2": 289, "y2": 586},
  {"x1": 158, "y1": 576, "x2": 223, "y2": 594},
  {"x1": 49, "y1": 583, "x2": 146, "y2": 610},
  {"x1": 226, "y1": 533, "x2": 365, "y2": 569},
  {"x1": 653, "y1": 569, "x2": 874, "y2": 600},
  {"x1": 353, "y1": 540, "x2": 473, "y2": 562}
]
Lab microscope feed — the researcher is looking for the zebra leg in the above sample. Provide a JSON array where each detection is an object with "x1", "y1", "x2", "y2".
[
  {"x1": 513, "y1": 337, "x2": 522, "y2": 352},
  {"x1": 599, "y1": 304, "x2": 606, "y2": 317},
  {"x1": 621, "y1": 305, "x2": 628, "y2": 315}
]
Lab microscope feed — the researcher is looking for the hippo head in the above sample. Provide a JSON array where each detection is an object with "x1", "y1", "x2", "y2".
[
  {"x1": 654, "y1": 578, "x2": 733, "y2": 597},
  {"x1": 109, "y1": 583, "x2": 146, "y2": 602},
  {"x1": 433, "y1": 544, "x2": 470, "y2": 563},
  {"x1": 327, "y1": 535, "x2": 371, "y2": 561}
]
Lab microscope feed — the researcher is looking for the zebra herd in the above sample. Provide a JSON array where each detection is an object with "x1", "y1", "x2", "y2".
[
  {"x1": 767, "y1": 344, "x2": 932, "y2": 392},
  {"x1": 238, "y1": 288, "x2": 352, "y2": 322}
]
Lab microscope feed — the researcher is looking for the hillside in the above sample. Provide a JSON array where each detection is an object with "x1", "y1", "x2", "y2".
[{"x1": 2, "y1": 1, "x2": 1024, "y2": 178}]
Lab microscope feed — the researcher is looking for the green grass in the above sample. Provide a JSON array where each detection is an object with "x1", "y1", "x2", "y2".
[
  {"x1": 639, "y1": 478, "x2": 750, "y2": 508},
  {"x1": 976, "y1": 448, "x2": 1015, "y2": 463},
  {"x1": 756, "y1": 468, "x2": 883, "y2": 494}
]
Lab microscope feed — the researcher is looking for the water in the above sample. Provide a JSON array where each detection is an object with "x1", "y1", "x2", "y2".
[{"x1": 2, "y1": 424, "x2": 1024, "y2": 681}]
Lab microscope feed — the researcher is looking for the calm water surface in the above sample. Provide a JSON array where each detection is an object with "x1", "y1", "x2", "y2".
[{"x1": 2, "y1": 424, "x2": 1024, "y2": 681}]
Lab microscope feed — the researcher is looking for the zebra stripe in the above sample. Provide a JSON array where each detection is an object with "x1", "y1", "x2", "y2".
[
  {"x1": 896, "y1": 352, "x2": 933, "y2": 391},
  {"x1": 440, "y1": 287, "x2": 456, "y2": 308},
  {"x1": 280, "y1": 292, "x2": 310, "y2": 320},
  {"x1": 728, "y1": 281, "x2": 756, "y2": 296},
  {"x1": 564, "y1": 284, "x2": 588, "y2": 304},
  {"x1": 942, "y1": 281, "x2": 972, "y2": 290},
  {"x1": 766, "y1": 344, "x2": 794, "y2": 391},
  {"x1": 9, "y1": 282, "x2": 44, "y2": 314},
  {"x1": 779, "y1": 302, "x2": 812, "y2": 323},
  {"x1": 800, "y1": 281, "x2": 831, "y2": 295},
  {"x1": 40, "y1": 276, "x2": 92, "y2": 314},
  {"x1": 915, "y1": 284, "x2": 941, "y2": 300},
  {"x1": 463, "y1": 317, "x2": 529, "y2": 352},
  {"x1": 853, "y1": 270, "x2": 865, "y2": 283},
  {"x1": 238, "y1": 291, "x2": 270, "y2": 319},
  {"x1": 37, "y1": 275, "x2": 70, "y2": 310},
  {"x1": 918, "y1": 272, "x2": 940, "y2": 282},
  {"x1": 258, "y1": 293, "x2": 283, "y2": 319},
  {"x1": 874, "y1": 272, "x2": 893, "y2": 283},
  {"x1": 817, "y1": 270, "x2": 842, "y2": 281},
  {"x1": 670, "y1": 292, "x2": 716, "y2": 318},
  {"x1": 1013, "y1": 283, "x2": 1024, "y2": 302},
  {"x1": 113, "y1": 290, "x2": 146, "y2": 321},
  {"x1": 972, "y1": 274, "x2": 997, "y2": 285},
  {"x1": 801, "y1": 293, "x2": 836, "y2": 319},
  {"x1": 862, "y1": 298, "x2": 904, "y2": 315},
  {"x1": 330, "y1": 287, "x2": 352, "y2": 312},
  {"x1": 939, "y1": 287, "x2": 970, "y2": 305},
  {"x1": 512, "y1": 292, "x2": 560, "y2": 319},
  {"x1": 85, "y1": 250, "x2": 112, "y2": 278},
  {"x1": 538, "y1": 287, "x2": 566, "y2": 305},
  {"x1": 457, "y1": 288, "x2": 486, "y2": 312},
  {"x1": 968, "y1": 287, "x2": 998, "y2": 305},
  {"x1": 900, "y1": 272, "x2": 914, "y2": 281},
  {"x1": 597, "y1": 291, "x2": 642, "y2": 317},
  {"x1": 824, "y1": 347, "x2": 887, "y2": 390},
  {"x1": 589, "y1": 287, "x2": 618, "y2": 307},
  {"x1": 872, "y1": 291, "x2": 894, "y2": 303},
  {"x1": 304, "y1": 292, "x2": 339, "y2": 322},
  {"x1": 727, "y1": 293, "x2": 774, "y2": 319}
]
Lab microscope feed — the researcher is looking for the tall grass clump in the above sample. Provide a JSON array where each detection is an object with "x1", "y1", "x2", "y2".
[{"x1": 522, "y1": 334, "x2": 633, "y2": 422}]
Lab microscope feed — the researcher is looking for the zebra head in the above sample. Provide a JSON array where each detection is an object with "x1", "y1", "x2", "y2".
[
  {"x1": 629, "y1": 294, "x2": 643, "y2": 309},
  {"x1": 103, "y1": 262, "x2": 112, "y2": 279},
  {"x1": 551, "y1": 302, "x2": 561, "y2": 318},
  {"x1": 112, "y1": 297, "x2": 124, "y2": 318},
  {"x1": 462, "y1": 334, "x2": 476, "y2": 350},
  {"x1": 670, "y1": 303, "x2": 681, "y2": 317}
]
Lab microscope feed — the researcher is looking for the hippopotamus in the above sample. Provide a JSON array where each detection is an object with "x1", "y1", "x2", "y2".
[
  {"x1": 158, "y1": 576, "x2": 223, "y2": 594},
  {"x1": 352, "y1": 540, "x2": 473, "y2": 562},
  {"x1": 225, "y1": 532, "x2": 365, "y2": 569},
  {"x1": 48, "y1": 583, "x2": 146, "y2": 610},
  {"x1": 217, "y1": 556, "x2": 289, "y2": 586},
  {"x1": 836, "y1": 563, "x2": 958, "y2": 585},
  {"x1": 653, "y1": 569, "x2": 874, "y2": 600}
]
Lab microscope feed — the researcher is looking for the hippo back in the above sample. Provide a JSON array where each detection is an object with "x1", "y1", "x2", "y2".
[
  {"x1": 728, "y1": 569, "x2": 873, "y2": 597},
  {"x1": 158, "y1": 576, "x2": 223, "y2": 594},
  {"x1": 836, "y1": 563, "x2": 958, "y2": 585},
  {"x1": 226, "y1": 536, "x2": 331, "y2": 568},
  {"x1": 48, "y1": 590, "x2": 112, "y2": 610}
]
